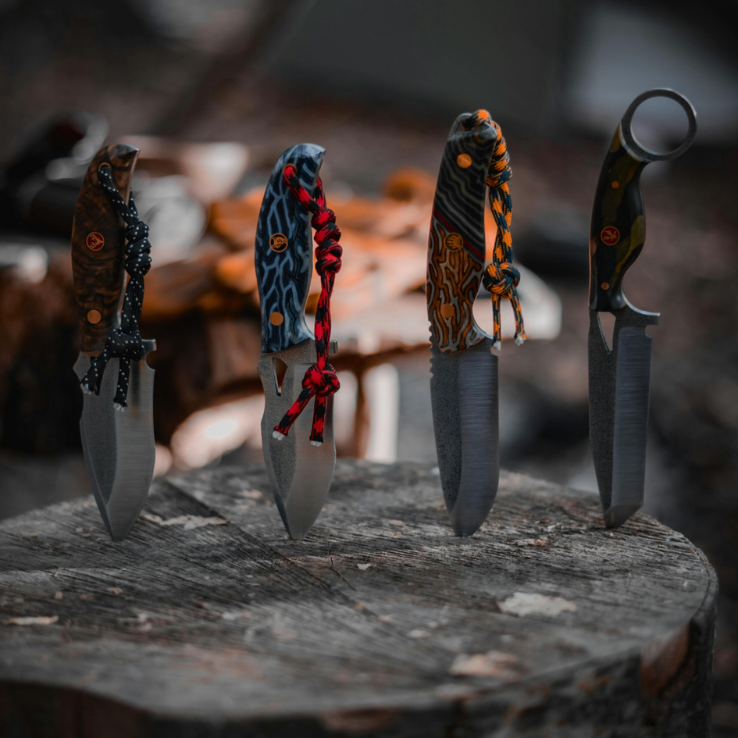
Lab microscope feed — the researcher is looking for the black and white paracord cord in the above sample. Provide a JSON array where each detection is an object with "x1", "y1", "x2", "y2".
[{"x1": 80, "y1": 164, "x2": 152, "y2": 410}]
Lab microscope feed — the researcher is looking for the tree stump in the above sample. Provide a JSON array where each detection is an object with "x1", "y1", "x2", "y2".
[{"x1": 0, "y1": 461, "x2": 715, "y2": 737}]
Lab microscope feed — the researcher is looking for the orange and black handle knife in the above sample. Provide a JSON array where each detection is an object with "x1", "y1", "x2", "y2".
[
  {"x1": 72, "y1": 144, "x2": 156, "y2": 541},
  {"x1": 589, "y1": 89, "x2": 696, "y2": 527},
  {"x1": 427, "y1": 113, "x2": 500, "y2": 537}
]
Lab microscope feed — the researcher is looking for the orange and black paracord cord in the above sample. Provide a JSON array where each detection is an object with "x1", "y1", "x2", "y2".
[
  {"x1": 463, "y1": 111, "x2": 525, "y2": 348},
  {"x1": 272, "y1": 165, "x2": 342, "y2": 446}
]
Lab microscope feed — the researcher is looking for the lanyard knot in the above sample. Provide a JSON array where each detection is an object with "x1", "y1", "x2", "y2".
[
  {"x1": 124, "y1": 221, "x2": 152, "y2": 277},
  {"x1": 483, "y1": 262, "x2": 520, "y2": 298},
  {"x1": 303, "y1": 364, "x2": 340, "y2": 398}
]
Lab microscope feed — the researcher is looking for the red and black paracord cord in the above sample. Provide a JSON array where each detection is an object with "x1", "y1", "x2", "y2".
[{"x1": 272, "y1": 165, "x2": 342, "y2": 446}]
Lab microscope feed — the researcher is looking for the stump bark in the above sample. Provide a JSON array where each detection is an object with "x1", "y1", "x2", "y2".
[{"x1": 0, "y1": 461, "x2": 716, "y2": 737}]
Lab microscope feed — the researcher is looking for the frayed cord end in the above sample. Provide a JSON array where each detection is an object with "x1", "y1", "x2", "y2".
[
  {"x1": 492, "y1": 340, "x2": 502, "y2": 351},
  {"x1": 515, "y1": 334, "x2": 526, "y2": 346},
  {"x1": 310, "y1": 440, "x2": 323, "y2": 447},
  {"x1": 113, "y1": 403, "x2": 126, "y2": 412},
  {"x1": 272, "y1": 431, "x2": 285, "y2": 441}
]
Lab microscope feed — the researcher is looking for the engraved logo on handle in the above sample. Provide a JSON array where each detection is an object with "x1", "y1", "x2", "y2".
[
  {"x1": 86, "y1": 232, "x2": 105, "y2": 251},
  {"x1": 444, "y1": 232, "x2": 464, "y2": 251},
  {"x1": 601, "y1": 226, "x2": 620, "y2": 246},
  {"x1": 270, "y1": 233, "x2": 288, "y2": 253}
]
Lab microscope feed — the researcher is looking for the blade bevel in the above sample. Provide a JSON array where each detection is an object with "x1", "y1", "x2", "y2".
[
  {"x1": 430, "y1": 336, "x2": 498, "y2": 536},
  {"x1": 258, "y1": 339, "x2": 336, "y2": 540},
  {"x1": 74, "y1": 347, "x2": 156, "y2": 541},
  {"x1": 589, "y1": 303, "x2": 658, "y2": 528}
]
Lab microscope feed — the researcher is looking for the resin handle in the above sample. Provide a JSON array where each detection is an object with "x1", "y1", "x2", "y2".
[
  {"x1": 255, "y1": 144, "x2": 325, "y2": 354},
  {"x1": 71, "y1": 144, "x2": 139, "y2": 355},
  {"x1": 427, "y1": 113, "x2": 497, "y2": 352}
]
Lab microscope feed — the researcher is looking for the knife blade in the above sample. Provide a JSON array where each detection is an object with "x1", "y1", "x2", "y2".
[
  {"x1": 71, "y1": 144, "x2": 156, "y2": 541},
  {"x1": 589, "y1": 88, "x2": 696, "y2": 528},
  {"x1": 427, "y1": 112, "x2": 501, "y2": 537},
  {"x1": 256, "y1": 144, "x2": 336, "y2": 540}
]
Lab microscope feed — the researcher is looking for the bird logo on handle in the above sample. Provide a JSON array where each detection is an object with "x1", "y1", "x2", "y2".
[{"x1": 601, "y1": 226, "x2": 620, "y2": 246}]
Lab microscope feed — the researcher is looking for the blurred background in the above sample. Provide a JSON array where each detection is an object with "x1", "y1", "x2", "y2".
[{"x1": 0, "y1": 0, "x2": 736, "y2": 732}]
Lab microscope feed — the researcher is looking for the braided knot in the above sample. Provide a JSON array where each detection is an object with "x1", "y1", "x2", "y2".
[
  {"x1": 303, "y1": 364, "x2": 340, "y2": 398},
  {"x1": 483, "y1": 263, "x2": 520, "y2": 299},
  {"x1": 80, "y1": 326, "x2": 146, "y2": 406},
  {"x1": 106, "y1": 328, "x2": 145, "y2": 361},
  {"x1": 125, "y1": 220, "x2": 148, "y2": 244},
  {"x1": 311, "y1": 196, "x2": 342, "y2": 278},
  {"x1": 124, "y1": 221, "x2": 152, "y2": 277},
  {"x1": 315, "y1": 240, "x2": 342, "y2": 277},
  {"x1": 487, "y1": 125, "x2": 512, "y2": 189}
]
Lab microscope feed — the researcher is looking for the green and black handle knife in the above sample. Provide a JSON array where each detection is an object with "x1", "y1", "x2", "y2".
[{"x1": 589, "y1": 89, "x2": 696, "y2": 527}]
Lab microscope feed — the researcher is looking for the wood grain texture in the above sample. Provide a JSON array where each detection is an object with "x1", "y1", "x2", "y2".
[
  {"x1": 71, "y1": 144, "x2": 140, "y2": 355},
  {"x1": 427, "y1": 114, "x2": 496, "y2": 352},
  {"x1": 0, "y1": 461, "x2": 714, "y2": 737},
  {"x1": 588, "y1": 126, "x2": 648, "y2": 313}
]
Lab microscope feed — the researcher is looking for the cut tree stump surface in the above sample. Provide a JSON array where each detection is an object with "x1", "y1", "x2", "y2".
[{"x1": 0, "y1": 461, "x2": 716, "y2": 737}]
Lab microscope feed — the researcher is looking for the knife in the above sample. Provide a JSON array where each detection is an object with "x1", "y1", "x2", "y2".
[
  {"x1": 72, "y1": 144, "x2": 156, "y2": 541},
  {"x1": 256, "y1": 144, "x2": 338, "y2": 540},
  {"x1": 427, "y1": 111, "x2": 524, "y2": 537},
  {"x1": 589, "y1": 89, "x2": 696, "y2": 528}
]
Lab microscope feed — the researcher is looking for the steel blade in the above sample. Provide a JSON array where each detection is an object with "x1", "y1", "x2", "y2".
[
  {"x1": 589, "y1": 304, "x2": 657, "y2": 527},
  {"x1": 74, "y1": 344, "x2": 156, "y2": 541},
  {"x1": 258, "y1": 339, "x2": 335, "y2": 540},
  {"x1": 430, "y1": 336, "x2": 498, "y2": 536}
]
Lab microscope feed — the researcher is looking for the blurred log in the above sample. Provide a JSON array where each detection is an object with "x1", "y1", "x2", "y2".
[
  {"x1": 0, "y1": 257, "x2": 81, "y2": 453},
  {"x1": 0, "y1": 461, "x2": 715, "y2": 736}
]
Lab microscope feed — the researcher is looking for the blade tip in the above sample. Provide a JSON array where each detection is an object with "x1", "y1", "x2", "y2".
[
  {"x1": 284, "y1": 516, "x2": 316, "y2": 542},
  {"x1": 604, "y1": 505, "x2": 641, "y2": 529},
  {"x1": 102, "y1": 520, "x2": 125, "y2": 542},
  {"x1": 452, "y1": 521, "x2": 484, "y2": 537},
  {"x1": 106, "y1": 519, "x2": 135, "y2": 541},
  {"x1": 287, "y1": 527, "x2": 308, "y2": 542}
]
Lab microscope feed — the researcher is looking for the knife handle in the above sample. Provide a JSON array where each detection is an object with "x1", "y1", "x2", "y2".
[
  {"x1": 589, "y1": 89, "x2": 696, "y2": 312},
  {"x1": 256, "y1": 144, "x2": 326, "y2": 354},
  {"x1": 427, "y1": 113, "x2": 497, "y2": 352},
  {"x1": 71, "y1": 144, "x2": 140, "y2": 355}
]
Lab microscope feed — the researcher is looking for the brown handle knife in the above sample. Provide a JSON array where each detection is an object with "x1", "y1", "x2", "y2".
[{"x1": 71, "y1": 144, "x2": 139, "y2": 355}]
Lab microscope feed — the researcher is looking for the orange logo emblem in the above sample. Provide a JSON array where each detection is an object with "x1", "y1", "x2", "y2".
[
  {"x1": 444, "y1": 232, "x2": 464, "y2": 251},
  {"x1": 270, "y1": 233, "x2": 288, "y2": 252},
  {"x1": 86, "y1": 232, "x2": 105, "y2": 251},
  {"x1": 600, "y1": 226, "x2": 620, "y2": 246}
]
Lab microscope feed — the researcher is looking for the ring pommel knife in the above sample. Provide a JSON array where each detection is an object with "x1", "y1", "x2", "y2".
[
  {"x1": 427, "y1": 111, "x2": 524, "y2": 537},
  {"x1": 72, "y1": 144, "x2": 156, "y2": 541},
  {"x1": 256, "y1": 144, "x2": 337, "y2": 540},
  {"x1": 589, "y1": 89, "x2": 696, "y2": 528}
]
